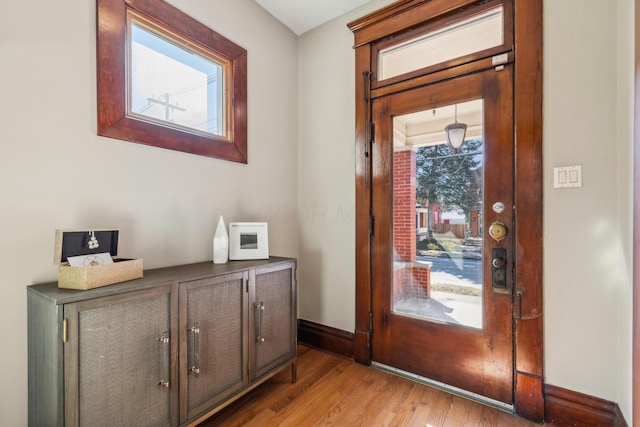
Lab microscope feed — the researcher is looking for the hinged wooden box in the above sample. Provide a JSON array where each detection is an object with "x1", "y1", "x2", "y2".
[{"x1": 54, "y1": 229, "x2": 143, "y2": 290}]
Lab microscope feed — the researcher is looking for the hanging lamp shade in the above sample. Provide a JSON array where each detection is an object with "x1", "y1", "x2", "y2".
[
  {"x1": 445, "y1": 122, "x2": 467, "y2": 153},
  {"x1": 445, "y1": 104, "x2": 467, "y2": 153}
]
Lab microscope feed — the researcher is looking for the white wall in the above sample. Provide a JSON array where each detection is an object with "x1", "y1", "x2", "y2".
[
  {"x1": 299, "y1": 0, "x2": 633, "y2": 422},
  {"x1": 0, "y1": 0, "x2": 298, "y2": 425}
]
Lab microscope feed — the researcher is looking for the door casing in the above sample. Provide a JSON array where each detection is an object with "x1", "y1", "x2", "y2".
[{"x1": 348, "y1": 0, "x2": 543, "y2": 421}]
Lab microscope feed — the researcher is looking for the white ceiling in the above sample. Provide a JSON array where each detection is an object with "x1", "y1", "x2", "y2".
[{"x1": 254, "y1": 0, "x2": 373, "y2": 35}]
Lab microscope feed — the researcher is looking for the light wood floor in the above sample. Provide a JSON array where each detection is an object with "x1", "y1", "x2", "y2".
[{"x1": 199, "y1": 345, "x2": 541, "y2": 426}]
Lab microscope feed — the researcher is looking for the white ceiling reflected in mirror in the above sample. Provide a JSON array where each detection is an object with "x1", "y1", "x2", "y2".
[{"x1": 393, "y1": 99, "x2": 483, "y2": 148}]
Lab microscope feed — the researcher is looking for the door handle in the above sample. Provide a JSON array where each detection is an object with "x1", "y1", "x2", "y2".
[
  {"x1": 488, "y1": 220, "x2": 508, "y2": 242},
  {"x1": 492, "y1": 257, "x2": 505, "y2": 269},
  {"x1": 491, "y1": 248, "x2": 509, "y2": 294}
]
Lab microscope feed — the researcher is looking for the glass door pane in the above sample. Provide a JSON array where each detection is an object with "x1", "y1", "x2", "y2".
[{"x1": 391, "y1": 99, "x2": 484, "y2": 329}]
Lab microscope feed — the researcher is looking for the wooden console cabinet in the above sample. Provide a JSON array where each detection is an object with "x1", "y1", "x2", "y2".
[{"x1": 28, "y1": 257, "x2": 297, "y2": 426}]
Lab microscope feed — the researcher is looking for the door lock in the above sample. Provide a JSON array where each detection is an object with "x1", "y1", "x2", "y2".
[
  {"x1": 488, "y1": 220, "x2": 508, "y2": 242},
  {"x1": 492, "y1": 247, "x2": 509, "y2": 294},
  {"x1": 492, "y1": 256, "x2": 505, "y2": 269}
]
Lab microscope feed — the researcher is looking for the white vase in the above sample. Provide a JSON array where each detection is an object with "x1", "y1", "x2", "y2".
[{"x1": 213, "y1": 215, "x2": 229, "y2": 264}]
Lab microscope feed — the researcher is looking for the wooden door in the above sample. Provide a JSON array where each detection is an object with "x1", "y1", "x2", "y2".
[
  {"x1": 64, "y1": 286, "x2": 179, "y2": 426},
  {"x1": 371, "y1": 66, "x2": 514, "y2": 404},
  {"x1": 179, "y1": 272, "x2": 248, "y2": 423},
  {"x1": 250, "y1": 262, "x2": 297, "y2": 380}
]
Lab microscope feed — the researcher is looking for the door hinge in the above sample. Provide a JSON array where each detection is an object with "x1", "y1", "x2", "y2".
[
  {"x1": 246, "y1": 279, "x2": 250, "y2": 293},
  {"x1": 363, "y1": 70, "x2": 374, "y2": 102},
  {"x1": 369, "y1": 312, "x2": 373, "y2": 332},
  {"x1": 62, "y1": 319, "x2": 68, "y2": 343},
  {"x1": 369, "y1": 215, "x2": 375, "y2": 237},
  {"x1": 295, "y1": 268, "x2": 299, "y2": 282},
  {"x1": 515, "y1": 288, "x2": 524, "y2": 320},
  {"x1": 370, "y1": 121, "x2": 375, "y2": 144}
]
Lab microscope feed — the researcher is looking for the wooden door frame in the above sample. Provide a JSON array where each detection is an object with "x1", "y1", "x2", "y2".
[{"x1": 348, "y1": 0, "x2": 543, "y2": 421}]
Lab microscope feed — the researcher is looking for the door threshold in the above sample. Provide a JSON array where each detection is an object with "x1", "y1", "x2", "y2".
[{"x1": 371, "y1": 362, "x2": 514, "y2": 413}]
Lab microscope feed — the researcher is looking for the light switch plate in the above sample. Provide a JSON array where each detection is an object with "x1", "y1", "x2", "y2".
[{"x1": 554, "y1": 165, "x2": 582, "y2": 188}]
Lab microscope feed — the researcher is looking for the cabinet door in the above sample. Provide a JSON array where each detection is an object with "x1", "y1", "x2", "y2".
[
  {"x1": 251, "y1": 262, "x2": 297, "y2": 380},
  {"x1": 180, "y1": 272, "x2": 248, "y2": 422},
  {"x1": 64, "y1": 285, "x2": 179, "y2": 427}
]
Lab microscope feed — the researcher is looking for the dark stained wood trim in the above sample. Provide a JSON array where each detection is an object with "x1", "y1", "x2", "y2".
[
  {"x1": 512, "y1": 0, "x2": 544, "y2": 421},
  {"x1": 633, "y1": 0, "x2": 640, "y2": 422},
  {"x1": 347, "y1": 0, "x2": 477, "y2": 48},
  {"x1": 297, "y1": 319, "x2": 355, "y2": 360},
  {"x1": 544, "y1": 384, "x2": 629, "y2": 427},
  {"x1": 353, "y1": 43, "x2": 373, "y2": 365},
  {"x1": 515, "y1": 371, "x2": 544, "y2": 422},
  {"x1": 371, "y1": 54, "x2": 514, "y2": 100}
]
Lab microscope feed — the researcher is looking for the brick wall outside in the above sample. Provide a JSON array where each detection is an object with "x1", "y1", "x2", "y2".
[
  {"x1": 392, "y1": 148, "x2": 431, "y2": 300},
  {"x1": 393, "y1": 149, "x2": 416, "y2": 262}
]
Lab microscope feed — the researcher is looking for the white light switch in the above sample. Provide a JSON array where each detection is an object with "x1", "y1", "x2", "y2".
[{"x1": 554, "y1": 165, "x2": 582, "y2": 188}]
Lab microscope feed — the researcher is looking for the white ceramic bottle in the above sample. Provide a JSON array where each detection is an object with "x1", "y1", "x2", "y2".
[{"x1": 213, "y1": 215, "x2": 229, "y2": 264}]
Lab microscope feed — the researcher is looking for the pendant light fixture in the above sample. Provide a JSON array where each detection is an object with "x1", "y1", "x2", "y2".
[{"x1": 445, "y1": 103, "x2": 467, "y2": 153}]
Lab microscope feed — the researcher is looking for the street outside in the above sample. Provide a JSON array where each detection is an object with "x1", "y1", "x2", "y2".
[{"x1": 394, "y1": 254, "x2": 483, "y2": 329}]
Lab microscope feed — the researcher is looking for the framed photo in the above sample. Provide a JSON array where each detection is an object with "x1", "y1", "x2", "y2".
[{"x1": 229, "y1": 222, "x2": 269, "y2": 260}]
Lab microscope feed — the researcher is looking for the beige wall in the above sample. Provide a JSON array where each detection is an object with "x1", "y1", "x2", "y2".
[
  {"x1": 0, "y1": 0, "x2": 299, "y2": 425},
  {"x1": 298, "y1": 0, "x2": 633, "y2": 422}
]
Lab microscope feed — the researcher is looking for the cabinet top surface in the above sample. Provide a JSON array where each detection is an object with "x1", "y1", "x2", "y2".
[{"x1": 28, "y1": 256, "x2": 296, "y2": 304}]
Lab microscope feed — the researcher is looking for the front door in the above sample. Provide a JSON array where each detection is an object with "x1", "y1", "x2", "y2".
[{"x1": 371, "y1": 66, "x2": 514, "y2": 404}]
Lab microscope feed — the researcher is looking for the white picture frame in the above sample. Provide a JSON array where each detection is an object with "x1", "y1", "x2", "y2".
[{"x1": 229, "y1": 222, "x2": 269, "y2": 260}]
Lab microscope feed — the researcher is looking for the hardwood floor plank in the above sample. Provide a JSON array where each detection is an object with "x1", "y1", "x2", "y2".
[
  {"x1": 277, "y1": 362, "x2": 373, "y2": 426},
  {"x1": 198, "y1": 346, "x2": 541, "y2": 426},
  {"x1": 314, "y1": 369, "x2": 391, "y2": 426}
]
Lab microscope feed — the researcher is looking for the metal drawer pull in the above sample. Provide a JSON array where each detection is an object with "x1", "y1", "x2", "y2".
[
  {"x1": 255, "y1": 302, "x2": 265, "y2": 343},
  {"x1": 189, "y1": 322, "x2": 200, "y2": 377},
  {"x1": 158, "y1": 331, "x2": 170, "y2": 389}
]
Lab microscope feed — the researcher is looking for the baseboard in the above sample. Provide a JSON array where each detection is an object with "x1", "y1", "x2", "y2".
[
  {"x1": 544, "y1": 384, "x2": 628, "y2": 427},
  {"x1": 297, "y1": 319, "x2": 354, "y2": 359}
]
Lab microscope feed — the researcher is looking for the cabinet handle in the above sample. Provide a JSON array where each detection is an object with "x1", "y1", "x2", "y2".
[
  {"x1": 255, "y1": 302, "x2": 265, "y2": 343},
  {"x1": 158, "y1": 331, "x2": 170, "y2": 389},
  {"x1": 189, "y1": 322, "x2": 200, "y2": 377}
]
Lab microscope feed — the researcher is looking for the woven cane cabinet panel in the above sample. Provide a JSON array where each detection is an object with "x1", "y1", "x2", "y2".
[{"x1": 27, "y1": 257, "x2": 297, "y2": 427}]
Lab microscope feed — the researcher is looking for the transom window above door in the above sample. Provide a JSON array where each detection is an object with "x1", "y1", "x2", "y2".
[{"x1": 373, "y1": 0, "x2": 512, "y2": 86}]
